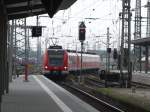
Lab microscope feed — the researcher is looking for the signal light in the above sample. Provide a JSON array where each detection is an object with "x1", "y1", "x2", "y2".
[
  {"x1": 79, "y1": 22, "x2": 86, "y2": 41},
  {"x1": 113, "y1": 48, "x2": 118, "y2": 59},
  {"x1": 32, "y1": 26, "x2": 42, "y2": 37},
  {"x1": 45, "y1": 66, "x2": 48, "y2": 69},
  {"x1": 107, "y1": 48, "x2": 111, "y2": 53}
]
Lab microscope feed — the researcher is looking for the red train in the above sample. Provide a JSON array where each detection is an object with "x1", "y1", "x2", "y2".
[{"x1": 43, "y1": 46, "x2": 101, "y2": 77}]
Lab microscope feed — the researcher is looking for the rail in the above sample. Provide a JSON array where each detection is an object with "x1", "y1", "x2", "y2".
[{"x1": 62, "y1": 83, "x2": 124, "y2": 112}]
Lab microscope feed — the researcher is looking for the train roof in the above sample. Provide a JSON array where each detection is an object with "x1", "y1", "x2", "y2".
[
  {"x1": 48, "y1": 46, "x2": 63, "y2": 49},
  {"x1": 47, "y1": 46, "x2": 98, "y2": 55},
  {"x1": 67, "y1": 50, "x2": 97, "y2": 55},
  {"x1": 68, "y1": 52, "x2": 100, "y2": 58}
]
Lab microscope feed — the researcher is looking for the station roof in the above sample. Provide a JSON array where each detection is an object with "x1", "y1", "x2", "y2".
[
  {"x1": 132, "y1": 37, "x2": 150, "y2": 46},
  {"x1": 5, "y1": 0, "x2": 77, "y2": 20}
]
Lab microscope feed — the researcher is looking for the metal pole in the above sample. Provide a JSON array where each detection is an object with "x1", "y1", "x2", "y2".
[
  {"x1": 0, "y1": 100, "x2": 2, "y2": 112},
  {"x1": 0, "y1": 4, "x2": 2, "y2": 111},
  {"x1": 24, "y1": 18, "x2": 28, "y2": 81},
  {"x1": 139, "y1": 47, "x2": 142, "y2": 72},
  {"x1": 13, "y1": 20, "x2": 17, "y2": 78},
  {"x1": 134, "y1": 0, "x2": 141, "y2": 72},
  {"x1": 0, "y1": 0, "x2": 7, "y2": 110},
  {"x1": 28, "y1": 28, "x2": 30, "y2": 61},
  {"x1": 120, "y1": 0, "x2": 125, "y2": 87},
  {"x1": 37, "y1": 16, "x2": 39, "y2": 65},
  {"x1": 0, "y1": 0, "x2": 3, "y2": 97},
  {"x1": 120, "y1": 0, "x2": 131, "y2": 87},
  {"x1": 8, "y1": 20, "x2": 14, "y2": 83},
  {"x1": 14, "y1": 20, "x2": 19, "y2": 77},
  {"x1": 118, "y1": 17, "x2": 121, "y2": 50},
  {"x1": 145, "y1": 1, "x2": 150, "y2": 73},
  {"x1": 3, "y1": 15, "x2": 8, "y2": 93},
  {"x1": 5, "y1": 20, "x2": 9, "y2": 94},
  {"x1": 78, "y1": 21, "x2": 86, "y2": 83},
  {"x1": 80, "y1": 41, "x2": 83, "y2": 83},
  {"x1": 107, "y1": 27, "x2": 110, "y2": 73},
  {"x1": 27, "y1": 23, "x2": 29, "y2": 65},
  {"x1": 145, "y1": 46, "x2": 148, "y2": 73},
  {"x1": 128, "y1": 0, "x2": 132, "y2": 87},
  {"x1": 0, "y1": 6, "x2": 3, "y2": 108},
  {"x1": 105, "y1": 27, "x2": 110, "y2": 87}
]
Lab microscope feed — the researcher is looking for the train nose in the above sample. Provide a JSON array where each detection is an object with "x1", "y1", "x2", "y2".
[{"x1": 54, "y1": 67, "x2": 58, "y2": 69}]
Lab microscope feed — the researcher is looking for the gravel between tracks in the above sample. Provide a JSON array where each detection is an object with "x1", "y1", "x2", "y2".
[{"x1": 63, "y1": 75, "x2": 150, "y2": 112}]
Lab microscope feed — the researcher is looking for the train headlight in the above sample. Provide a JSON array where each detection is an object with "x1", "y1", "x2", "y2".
[
  {"x1": 64, "y1": 66, "x2": 67, "y2": 70},
  {"x1": 45, "y1": 66, "x2": 48, "y2": 69}
]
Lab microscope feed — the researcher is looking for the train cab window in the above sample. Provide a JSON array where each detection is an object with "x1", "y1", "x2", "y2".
[{"x1": 48, "y1": 50, "x2": 64, "y2": 66}]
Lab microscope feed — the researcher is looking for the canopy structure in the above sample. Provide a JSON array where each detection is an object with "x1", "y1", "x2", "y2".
[
  {"x1": 5, "y1": 0, "x2": 77, "y2": 20},
  {"x1": 0, "y1": 0, "x2": 77, "y2": 97}
]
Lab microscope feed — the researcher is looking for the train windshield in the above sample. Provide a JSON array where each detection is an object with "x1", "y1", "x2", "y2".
[{"x1": 48, "y1": 50, "x2": 64, "y2": 66}]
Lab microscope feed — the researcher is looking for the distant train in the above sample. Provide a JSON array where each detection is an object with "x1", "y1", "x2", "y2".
[{"x1": 43, "y1": 46, "x2": 101, "y2": 77}]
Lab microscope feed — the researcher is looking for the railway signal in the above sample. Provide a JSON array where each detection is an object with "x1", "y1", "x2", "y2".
[
  {"x1": 79, "y1": 22, "x2": 86, "y2": 42},
  {"x1": 113, "y1": 48, "x2": 118, "y2": 60},
  {"x1": 107, "y1": 48, "x2": 111, "y2": 53},
  {"x1": 79, "y1": 22, "x2": 86, "y2": 83},
  {"x1": 32, "y1": 26, "x2": 42, "y2": 37}
]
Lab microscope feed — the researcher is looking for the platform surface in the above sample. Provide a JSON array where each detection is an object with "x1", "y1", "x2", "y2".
[{"x1": 1, "y1": 75, "x2": 99, "y2": 112}]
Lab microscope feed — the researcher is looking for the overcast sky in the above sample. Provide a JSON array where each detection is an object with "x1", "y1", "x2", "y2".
[{"x1": 26, "y1": 0, "x2": 148, "y2": 52}]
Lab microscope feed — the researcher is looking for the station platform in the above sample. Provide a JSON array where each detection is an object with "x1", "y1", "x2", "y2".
[{"x1": 1, "y1": 75, "x2": 99, "y2": 112}]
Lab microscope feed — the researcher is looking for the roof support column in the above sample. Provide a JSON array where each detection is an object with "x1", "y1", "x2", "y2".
[
  {"x1": 4, "y1": 11, "x2": 8, "y2": 95},
  {"x1": 0, "y1": 0, "x2": 8, "y2": 111},
  {"x1": 8, "y1": 20, "x2": 14, "y2": 82}
]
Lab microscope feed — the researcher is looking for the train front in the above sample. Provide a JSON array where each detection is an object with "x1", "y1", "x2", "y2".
[{"x1": 43, "y1": 46, "x2": 69, "y2": 77}]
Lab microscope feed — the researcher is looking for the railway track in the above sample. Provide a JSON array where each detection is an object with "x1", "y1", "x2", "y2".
[
  {"x1": 85, "y1": 76, "x2": 121, "y2": 88},
  {"x1": 85, "y1": 77, "x2": 105, "y2": 88},
  {"x1": 132, "y1": 81, "x2": 150, "y2": 89},
  {"x1": 49, "y1": 75, "x2": 148, "y2": 112},
  {"x1": 85, "y1": 74, "x2": 150, "y2": 89},
  {"x1": 61, "y1": 82, "x2": 124, "y2": 112}
]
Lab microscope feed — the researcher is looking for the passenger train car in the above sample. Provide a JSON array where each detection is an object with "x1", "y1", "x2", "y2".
[{"x1": 43, "y1": 46, "x2": 101, "y2": 77}]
